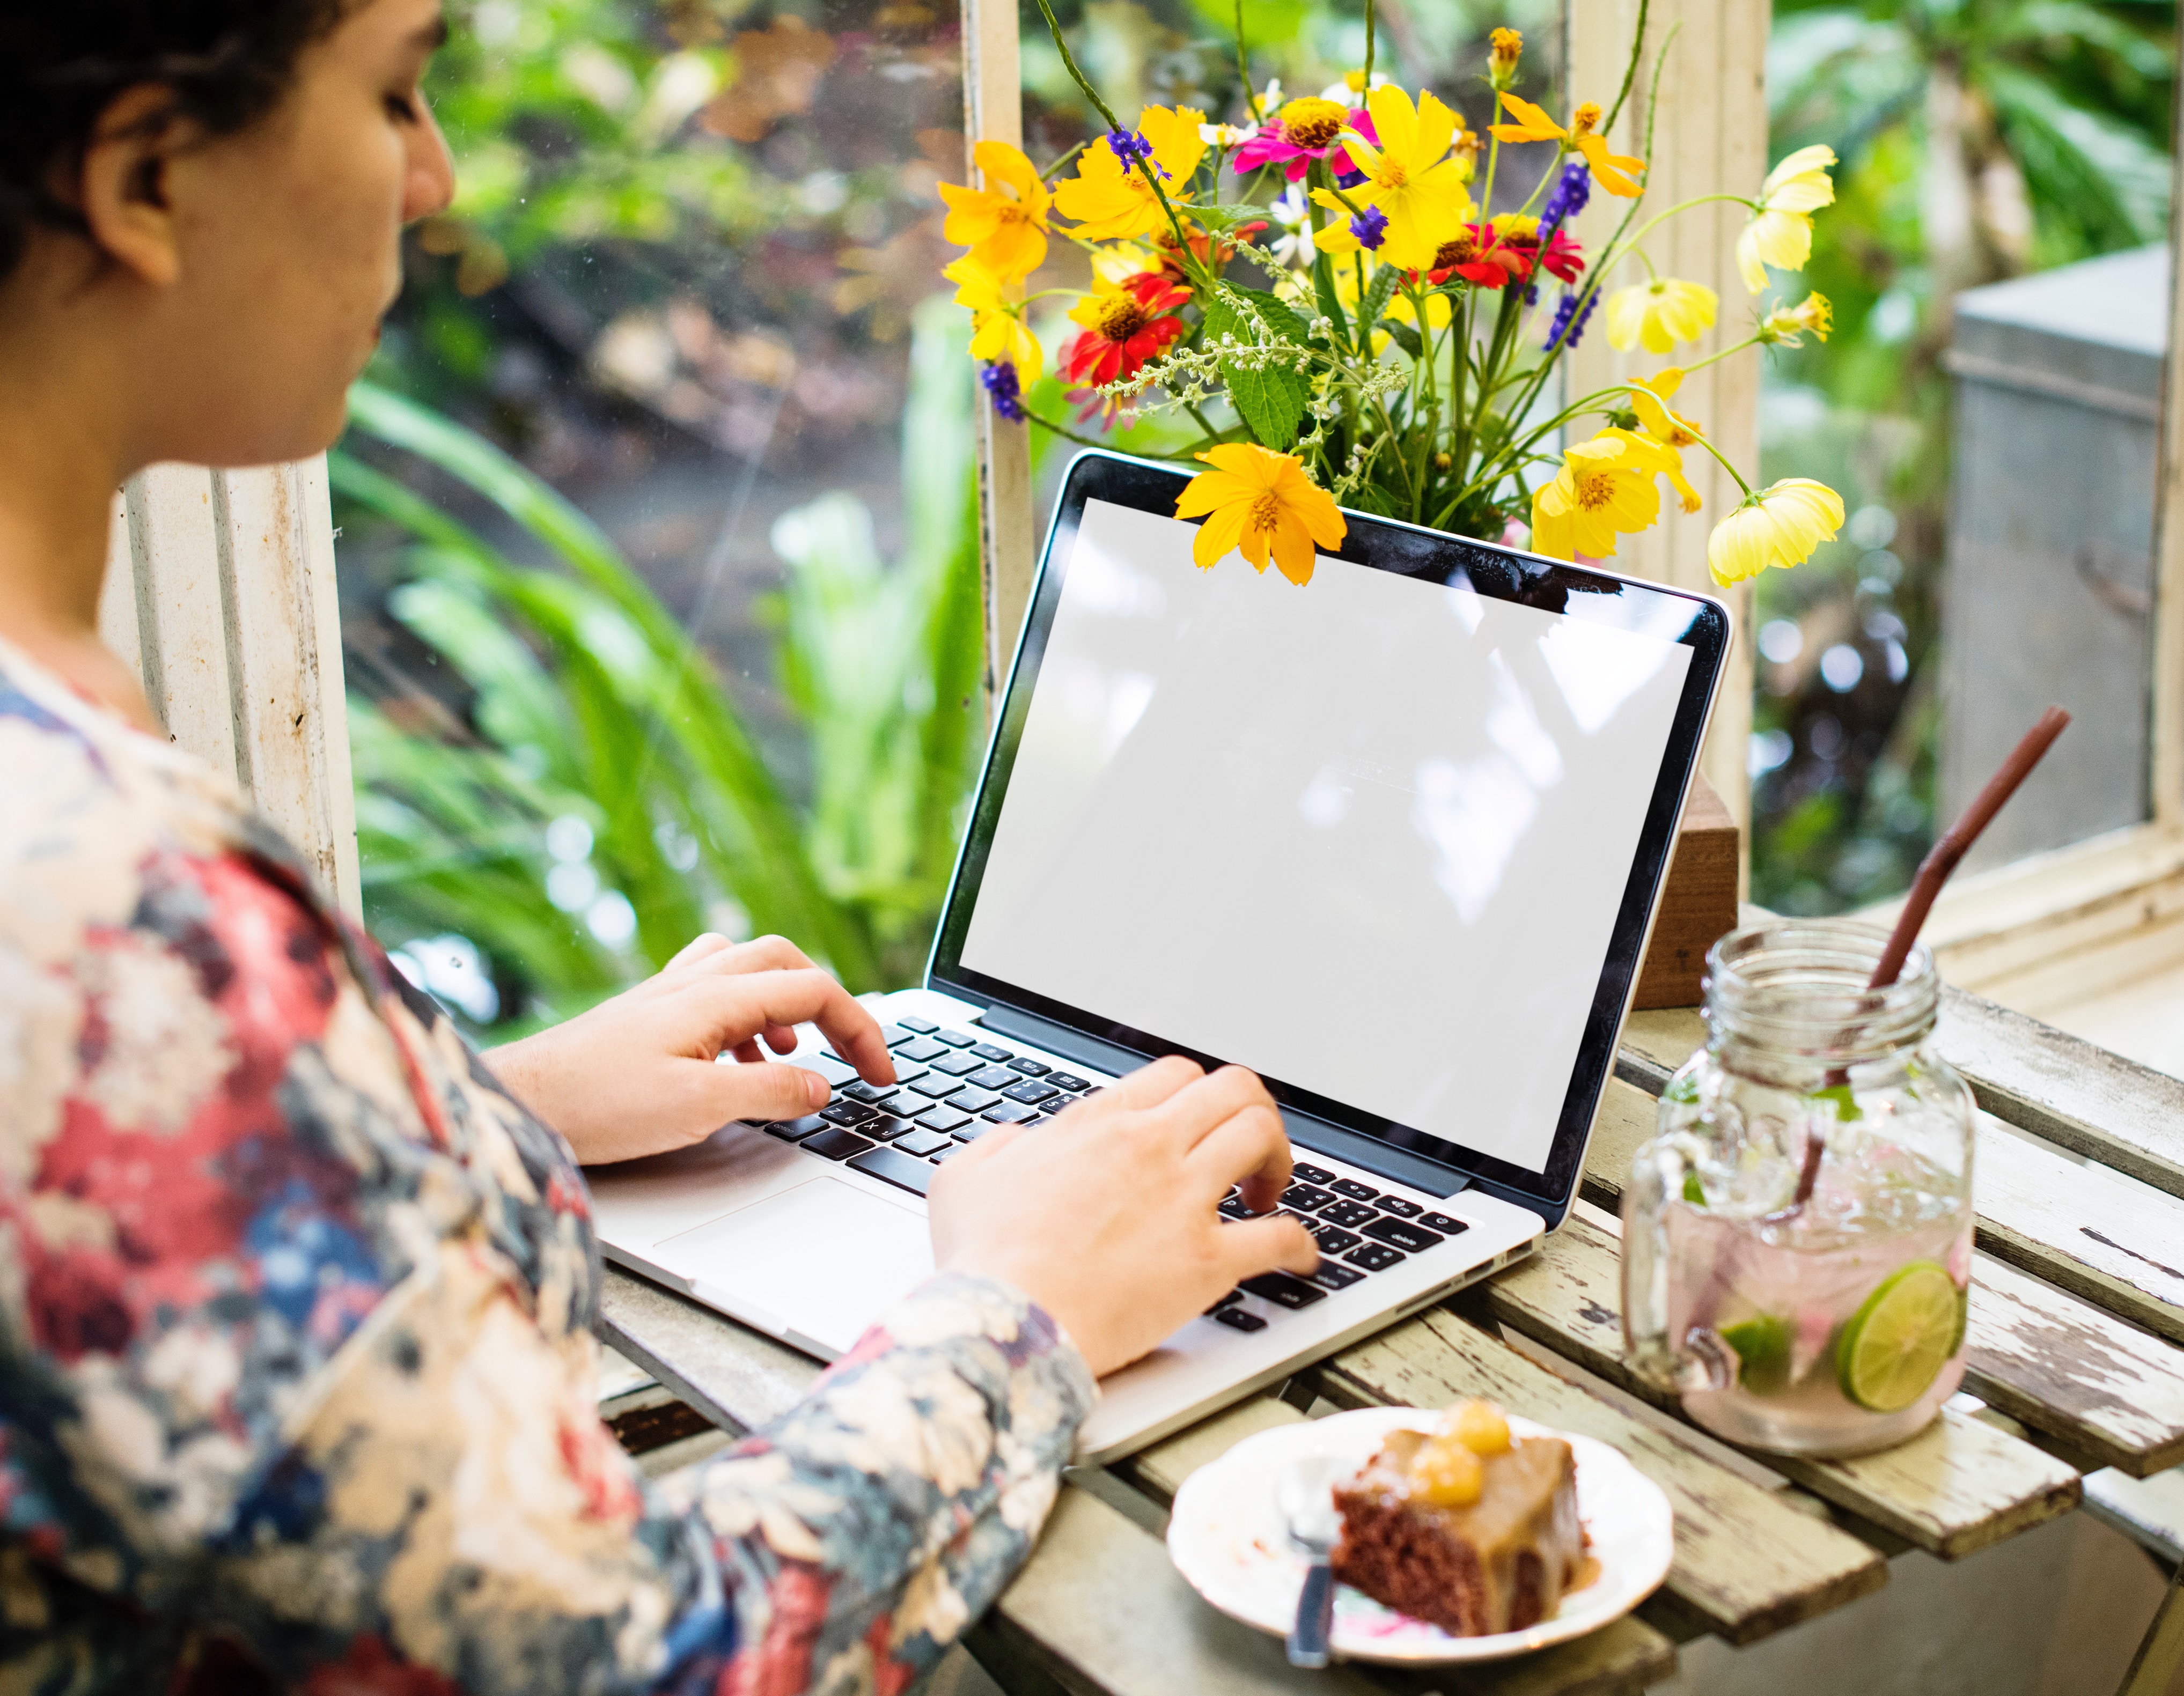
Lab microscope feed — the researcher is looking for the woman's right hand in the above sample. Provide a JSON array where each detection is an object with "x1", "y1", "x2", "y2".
[{"x1": 926, "y1": 1057, "x2": 1321, "y2": 1378}]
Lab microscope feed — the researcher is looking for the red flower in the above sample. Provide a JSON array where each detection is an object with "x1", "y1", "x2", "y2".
[
  {"x1": 1425, "y1": 226, "x2": 1528, "y2": 290},
  {"x1": 1062, "y1": 274, "x2": 1191, "y2": 388},
  {"x1": 1151, "y1": 220, "x2": 1268, "y2": 282},
  {"x1": 1537, "y1": 226, "x2": 1586, "y2": 283}
]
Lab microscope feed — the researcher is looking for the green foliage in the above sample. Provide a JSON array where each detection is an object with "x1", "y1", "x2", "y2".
[{"x1": 341, "y1": 299, "x2": 984, "y2": 1022}]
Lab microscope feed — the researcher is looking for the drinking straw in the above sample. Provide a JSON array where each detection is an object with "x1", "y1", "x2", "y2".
[{"x1": 1783, "y1": 705, "x2": 2071, "y2": 1212}]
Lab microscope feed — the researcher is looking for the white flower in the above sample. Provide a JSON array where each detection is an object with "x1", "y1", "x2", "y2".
[
  {"x1": 1319, "y1": 70, "x2": 1392, "y2": 107},
  {"x1": 1248, "y1": 78, "x2": 1284, "y2": 120},
  {"x1": 1199, "y1": 119, "x2": 1260, "y2": 148},
  {"x1": 1268, "y1": 182, "x2": 1317, "y2": 269}
]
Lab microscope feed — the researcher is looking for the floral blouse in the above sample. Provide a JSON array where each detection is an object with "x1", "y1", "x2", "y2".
[{"x1": 0, "y1": 641, "x2": 1095, "y2": 1695}]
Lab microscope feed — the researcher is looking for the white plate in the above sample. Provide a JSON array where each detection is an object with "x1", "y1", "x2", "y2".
[{"x1": 1166, "y1": 1406, "x2": 1674, "y2": 1665}]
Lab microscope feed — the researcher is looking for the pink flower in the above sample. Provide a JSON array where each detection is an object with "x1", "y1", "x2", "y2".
[{"x1": 1233, "y1": 98, "x2": 1378, "y2": 182}]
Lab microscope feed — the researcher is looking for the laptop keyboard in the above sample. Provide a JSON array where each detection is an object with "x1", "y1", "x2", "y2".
[{"x1": 754, "y1": 1015, "x2": 1468, "y2": 1323}]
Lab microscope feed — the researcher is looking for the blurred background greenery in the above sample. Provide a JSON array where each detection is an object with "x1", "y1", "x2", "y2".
[{"x1": 340, "y1": 0, "x2": 2176, "y2": 1035}]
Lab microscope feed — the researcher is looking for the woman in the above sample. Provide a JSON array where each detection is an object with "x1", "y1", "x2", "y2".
[{"x1": 0, "y1": 4, "x2": 1319, "y2": 1690}]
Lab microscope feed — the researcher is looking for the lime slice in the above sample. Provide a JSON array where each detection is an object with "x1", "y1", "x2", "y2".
[
  {"x1": 1719, "y1": 1315, "x2": 1792, "y2": 1395},
  {"x1": 1836, "y1": 1261, "x2": 1961, "y2": 1413}
]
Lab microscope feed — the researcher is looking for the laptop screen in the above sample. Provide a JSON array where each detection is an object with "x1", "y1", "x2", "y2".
[{"x1": 936, "y1": 463, "x2": 1724, "y2": 1208}]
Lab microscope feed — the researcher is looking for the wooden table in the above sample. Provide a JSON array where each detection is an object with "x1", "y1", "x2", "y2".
[{"x1": 598, "y1": 986, "x2": 2184, "y2": 1696}]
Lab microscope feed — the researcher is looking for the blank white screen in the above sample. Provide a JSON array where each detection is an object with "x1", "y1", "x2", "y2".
[{"x1": 960, "y1": 499, "x2": 1695, "y2": 1174}]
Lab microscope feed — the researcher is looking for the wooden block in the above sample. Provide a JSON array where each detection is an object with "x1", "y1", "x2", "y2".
[
  {"x1": 1632, "y1": 774, "x2": 1740, "y2": 1011},
  {"x1": 1480, "y1": 1214, "x2": 2082, "y2": 1558},
  {"x1": 599, "y1": 1264, "x2": 820, "y2": 1436},
  {"x1": 1322, "y1": 1309, "x2": 1887, "y2": 1645},
  {"x1": 1594, "y1": 1057, "x2": 2184, "y2": 1476}
]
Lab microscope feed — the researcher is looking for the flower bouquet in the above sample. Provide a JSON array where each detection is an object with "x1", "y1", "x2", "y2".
[{"x1": 938, "y1": 1, "x2": 1844, "y2": 589}]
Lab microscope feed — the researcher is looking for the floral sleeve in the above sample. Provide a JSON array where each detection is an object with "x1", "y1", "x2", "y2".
[{"x1": 0, "y1": 655, "x2": 1095, "y2": 1694}]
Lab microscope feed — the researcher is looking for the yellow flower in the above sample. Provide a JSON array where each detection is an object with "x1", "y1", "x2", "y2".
[
  {"x1": 1605, "y1": 277, "x2": 1718, "y2": 354},
  {"x1": 943, "y1": 254, "x2": 1044, "y2": 385},
  {"x1": 1174, "y1": 444, "x2": 1348, "y2": 586},
  {"x1": 1761, "y1": 291, "x2": 1833, "y2": 345},
  {"x1": 1625, "y1": 371, "x2": 1705, "y2": 513},
  {"x1": 1309, "y1": 86, "x2": 1475, "y2": 270},
  {"x1": 1488, "y1": 94, "x2": 1646, "y2": 197},
  {"x1": 1489, "y1": 27, "x2": 1524, "y2": 80},
  {"x1": 1529, "y1": 430, "x2": 1680, "y2": 560},
  {"x1": 937, "y1": 141, "x2": 1051, "y2": 281},
  {"x1": 1736, "y1": 145, "x2": 1836, "y2": 293},
  {"x1": 1707, "y1": 478, "x2": 1845, "y2": 585},
  {"x1": 1052, "y1": 106, "x2": 1206, "y2": 241}
]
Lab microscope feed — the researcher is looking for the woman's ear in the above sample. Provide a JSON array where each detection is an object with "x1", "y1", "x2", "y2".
[{"x1": 73, "y1": 86, "x2": 200, "y2": 289}]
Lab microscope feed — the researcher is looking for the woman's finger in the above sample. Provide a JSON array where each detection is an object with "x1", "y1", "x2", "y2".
[
  {"x1": 1183, "y1": 1105, "x2": 1294, "y2": 1204},
  {"x1": 1217, "y1": 1213, "x2": 1321, "y2": 1284},
  {"x1": 1107, "y1": 1054, "x2": 1207, "y2": 1111},
  {"x1": 673, "y1": 968, "x2": 895, "y2": 1085},
  {"x1": 730, "y1": 1038, "x2": 765, "y2": 1065},
  {"x1": 762, "y1": 1023, "x2": 799, "y2": 1055},
  {"x1": 665, "y1": 932, "x2": 737, "y2": 972},
  {"x1": 708, "y1": 1057, "x2": 832, "y2": 1127},
  {"x1": 1143, "y1": 1064, "x2": 1278, "y2": 1151}
]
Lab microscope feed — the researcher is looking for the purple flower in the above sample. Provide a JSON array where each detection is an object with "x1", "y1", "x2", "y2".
[
  {"x1": 1348, "y1": 205, "x2": 1389, "y2": 250},
  {"x1": 1545, "y1": 286, "x2": 1599, "y2": 351},
  {"x1": 1539, "y1": 160, "x2": 1592, "y2": 235},
  {"x1": 1107, "y1": 128, "x2": 1156, "y2": 168},
  {"x1": 981, "y1": 361, "x2": 1026, "y2": 422},
  {"x1": 1333, "y1": 163, "x2": 1369, "y2": 189}
]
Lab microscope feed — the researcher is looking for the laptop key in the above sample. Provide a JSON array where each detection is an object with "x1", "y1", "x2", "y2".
[
  {"x1": 965, "y1": 1065, "x2": 1018, "y2": 1091},
  {"x1": 894, "y1": 1128, "x2": 953, "y2": 1157},
  {"x1": 1309, "y1": 1225, "x2": 1361, "y2": 1255},
  {"x1": 909, "y1": 1074, "x2": 964, "y2": 1098},
  {"x1": 894, "y1": 1038, "x2": 947, "y2": 1063},
  {"x1": 1327, "y1": 1178, "x2": 1378, "y2": 1203},
  {"x1": 803, "y1": 1126, "x2": 875, "y2": 1161},
  {"x1": 849, "y1": 1145, "x2": 935, "y2": 1197},
  {"x1": 1421, "y1": 1212, "x2": 1468, "y2": 1235},
  {"x1": 933, "y1": 1030, "x2": 977, "y2": 1048},
  {"x1": 1217, "y1": 1194, "x2": 1259, "y2": 1220},
  {"x1": 1049, "y1": 1073, "x2": 1092, "y2": 1093},
  {"x1": 983, "y1": 1102, "x2": 1039, "y2": 1124},
  {"x1": 879, "y1": 1024, "x2": 920, "y2": 1049},
  {"x1": 811, "y1": 1055, "x2": 860, "y2": 1086},
  {"x1": 1213, "y1": 1307, "x2": 1267, "y2": 1333},
  {"x1": 1311, "y1": 1261, "x2": 1367, "y2": 1291},
  {"x1": 874, "y1": 1090, "x2": 928, "y2": 1116},
  {"x1": 1241, "y1": 1272, "x2": 1326, "y2": 1309},
  {"x1": 1375, "y1": 1196, "x2": 1424, "y2": 1219},
  {"x1": 1362, "y1": 1217, "x2": 1443, "y2": 1254},
  {"x1": 841, "y1": 1081, "x2": 893, "y2": 1105},
  {"x1": 930, "y1": 1145, "x2": 966, "y2": 1165},
  {"x1": 953, "y1": 1119, "x2": 998, "y2": 1141},
  {"x1": 949, "y1": 1088, "x2": 1001, "y2": 1114},
  {"x1": 918, "y1": 1106, "x2": 973, "y2": 1134},
  {"x1": 1319, "y1": 1200, "x2": 1377, "y2": 1229},
  {"x1": 1281, "y1": 1183, "x2": 1336, "y2": 1213},
  {"x1": 1345, "y1": 1243, "x2": 1405, "y2": 1272},
  {"x1": 820, "y1": 1102, "x2": 876, "y2": 1126},
  {"x1": 969, "y1": 1043, "x2": 1014, "y2": 1062},
  {"x1": 1205, "y1": 1289, "x2": 1244, "y2": 1314},
  {"x1": 1006, "y1": 1058, "x2": 1051, "y2": 1076},
  {"x1": 766, "y1": 1115, "x2": 831, "y2": 1142},
  {"x1": 864, "y1": 1115, "x2": 920, "y2": 1142},
  {"x1": 1002, "y1": 1080, "x2": 1059, "y2": 1105},
  {"x1": 1292, "y1": 1162, "x2": 1335, "y2": 1185},
  {"x1": 896, "y1": 1015, "x2": 939, "y2": 1034},
  {"x1": 934, "y1": 1053, "x2": 986, "y2": 1077}
]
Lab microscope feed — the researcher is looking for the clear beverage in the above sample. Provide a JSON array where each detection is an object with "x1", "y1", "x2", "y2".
[{"x1": 1662, "y1": 1155, "x2": 1972, "y2": 1452}]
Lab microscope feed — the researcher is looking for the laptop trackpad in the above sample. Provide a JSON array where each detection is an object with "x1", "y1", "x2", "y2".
[{"x1": 657, "y1": 1178, "x2": 933, "y2": 1358}]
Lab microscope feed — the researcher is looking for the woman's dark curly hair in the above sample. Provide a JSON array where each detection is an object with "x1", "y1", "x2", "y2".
[{"x1": 0, "y1": 1, "x2": 349, "y2": 283}]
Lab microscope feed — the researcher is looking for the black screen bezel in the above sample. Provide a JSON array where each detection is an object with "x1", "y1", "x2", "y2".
[{"x1": 925, "y1": 449, "x2": 1730, "y2": 1218}]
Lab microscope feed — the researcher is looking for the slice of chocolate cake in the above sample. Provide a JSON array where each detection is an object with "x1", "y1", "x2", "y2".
[{"x1": 1329, "y1": 1408, "x2": 1583, "y2": 1638}]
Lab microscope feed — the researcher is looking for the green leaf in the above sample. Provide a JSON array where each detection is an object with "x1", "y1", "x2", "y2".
[
  {"x1": 1377, "y1": 318, "x2": 1425, "y2": 360},
  {"x1": 1201, "y1": 291, "x2": 1309, "y2": 452},
  {"x1": 1681, "y1": 1170, "x2": 1708, "y2": 1206},
  {"x1": 1810, "y1": 1082, "x2": 1864, "y2": 1121},
  {"x1": 1191, "y1": 203, "x2": 1277, "y2": 234},
  {"x1": 1359, "y1": 264, "x2": 1402, "y2": 333}
]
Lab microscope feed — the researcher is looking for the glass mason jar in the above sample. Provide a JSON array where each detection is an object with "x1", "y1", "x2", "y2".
[{"x1": 1622, "y1": 920, "x2": 1976, "y2": 1456}]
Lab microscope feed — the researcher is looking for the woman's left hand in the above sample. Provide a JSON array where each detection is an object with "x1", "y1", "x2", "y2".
[{"x1": 482, "y1": 934, "x2": 895, "y2": 1166}]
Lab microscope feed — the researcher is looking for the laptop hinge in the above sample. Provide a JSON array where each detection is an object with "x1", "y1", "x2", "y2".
[{"x1": 977, "y1": 1002, "x2": 1474, "y2": 1200}]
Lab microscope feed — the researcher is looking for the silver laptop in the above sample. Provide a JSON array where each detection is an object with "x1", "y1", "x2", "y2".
[{"x1": 589, "y1": 449, "x2": 1731, "y2": 1463}]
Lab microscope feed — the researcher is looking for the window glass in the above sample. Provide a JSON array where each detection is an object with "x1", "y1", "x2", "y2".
[
  {"x1": 1751, "y1": 0, "x2": 2174, "y2": 912},
  {"x1": 336, "y1": 0, "x2": 981, "y2": 1036}
]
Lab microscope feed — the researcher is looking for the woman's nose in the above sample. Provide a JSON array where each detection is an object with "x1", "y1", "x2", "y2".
[{"x1": 403, "y1": 94, "x2": 457, "y2": 223}]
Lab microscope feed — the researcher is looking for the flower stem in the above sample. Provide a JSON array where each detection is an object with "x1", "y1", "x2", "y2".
[
  {"x1": 1602, "y1": 0, "x2": 1651, "y2": 136},
  {"x1": 1363, "y1": 0, "x2": 1376, "y2": 85},
  {"x1": 1026, "y1": 410, "x2": 1187, "y2": 456},
  {"x1": 1232, "y1": 0, "x2": 1257, "y2": 120}
]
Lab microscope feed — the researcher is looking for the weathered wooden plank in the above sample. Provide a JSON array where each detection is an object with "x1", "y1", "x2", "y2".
[
  {"x1": 1581, "y1": 1079, "x2": 2184, "y2": 1472},
  {"x1": 1323, "y1": 1309, "x2": 1887, "y2": 1645},
  {"x1": 1479, "y1": 1215, "x2": 2082, "y2": 1557},
  {"x1": 1125, "y1": 1397, "x2": 1308, "y2": 1503},
  {"x1": 1602, "y1": 1031, "x2": 2184, "y2": 1347},
  {"x1": 1622, "y1": 989, "x2": 2184, "y2": 1210},
  {"x1": 598, "y1": 1263, "x2": 819, "y2": 1436}
]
